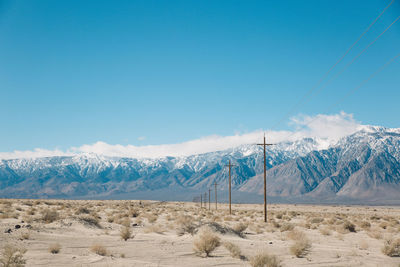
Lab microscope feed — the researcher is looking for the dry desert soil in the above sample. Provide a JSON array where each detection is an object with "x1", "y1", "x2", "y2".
[{"x1": 1, "y1": 199, "x2": 400, "y2": 267}]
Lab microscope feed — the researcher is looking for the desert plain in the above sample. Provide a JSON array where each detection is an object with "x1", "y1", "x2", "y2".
[{"x1": 1, "y1": 199, "x2": 400, "y2": 267}]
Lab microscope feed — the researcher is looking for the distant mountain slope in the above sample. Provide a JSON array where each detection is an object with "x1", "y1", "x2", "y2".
[{"x1": 1, "y1": 127, "x2": 400, "y2": 204}]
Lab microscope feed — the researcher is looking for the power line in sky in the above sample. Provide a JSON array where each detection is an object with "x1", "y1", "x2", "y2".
[
  {"x1": 270, "y1": 0, "x2": 396, "y2": 131},
  {"x1": 301, "y1": 14, "x2": 400, "y2": 104},
  {"x1": 280, "y1": 51, "x2": 400, "y2": 141}
]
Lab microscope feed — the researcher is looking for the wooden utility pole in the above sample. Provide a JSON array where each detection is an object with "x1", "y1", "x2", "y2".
[
  {"x1": 200, "y1": 194, "x2": 202, "y2": 209},
  {"x1": 214, "y1": 181, "x2": 218, "y2": 210},
  {"x1": 257, "y1": 134, "x2": 274, "y2": 222},
  {"x1": 204, "y1": 192, "x2": 207, "y2": 209},
  {"x1": 225, "y1": 160, "x2": 236, "y2": 215},
  {"x1": 208, "y1": 188, "x2": 211, "y2": 210}
]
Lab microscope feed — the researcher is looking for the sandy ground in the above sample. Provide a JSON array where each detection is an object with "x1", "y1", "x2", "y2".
[{"x1": 1, "y1": 199, "x2": 400, "y2": 267}]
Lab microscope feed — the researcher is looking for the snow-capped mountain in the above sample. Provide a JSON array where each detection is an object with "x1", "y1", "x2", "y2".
[{"x1": 1, "y1": 126, "x2": 400, "y2": 204}]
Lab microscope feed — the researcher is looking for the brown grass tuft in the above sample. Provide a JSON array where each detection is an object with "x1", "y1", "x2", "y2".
[{"x1": 249, "y1": 250, "x2": 281, "y2": 267}]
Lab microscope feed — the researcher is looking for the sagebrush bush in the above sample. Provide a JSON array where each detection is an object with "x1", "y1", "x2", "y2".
[
  {"x1": 78, "y1": 215, "x2": 101, "y2": 228},
  {"x1": 41, "y1": 209, "x2": 59, "y2": 223},
  {"x1": 250, "y1": 250, "x2": 280, "y2": 267},
  {"x1": 382, "y1": 238, "x2": 400, "y2": 257},
  {"x1": 146, "y1": 214, "x2": 158, "y2": 223},
  {"x1": 310, "y1": 217, "x2": 324, "y2": 224},
  {"x1": 0, "y1": 244, "x2": 26, "y2": 267},
  {"x1": 233, "y1": 223, "x2": 248, "y2": 234},
  {"x1": 359, "y1": 221, "x2": 371, "y2": 229},
  {"x1": 280, "y1": 222, "x2": 294, "y2": 232},
  {"x1": 343, "y1": 221, "x2": 356, "y2": 233},
  {"x1": 120, "y1": 226, "x2": 132, "y2": 241},
  {"x1": 223, "y1": 242, "x2": 244, "y2": 260},
  {"x1": 143, "y1": 224, "x2": 164, "y2": 234},
  {"x1": 193, "y1": 228, "x2": 220, "y2": 257},
  {"x1": 287, "y1": 229, "x2": 306, "y2": 241},
  {"x1": 90, "y1": 244, "x2": 108, "y2": 256},
  {"x1": 75, "y1": 207, "x2": 91, "y2": 215},
  {"x1": 176, "y1": 215, "x2": 196, "y2": 235},
  {"x1": 48, "y1": 243, "x2": 61, "y2": 254},
  {"x1": 290, "y1": 239, "x2": 311, "y2": 258},
  {"x1": 319, "y1": 227, "x2": 331, "y2": 236},
  {"x1": 20, "y1": 231, "x2": 30, "y2": 240}
]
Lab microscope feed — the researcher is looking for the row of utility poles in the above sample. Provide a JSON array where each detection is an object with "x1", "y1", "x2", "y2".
[
  {"x1": 199, "y1": 181, "x2": 218, "y2": 210},
  {"x1": 197, "y1": 135, "x2": 273, "y2": 222}
]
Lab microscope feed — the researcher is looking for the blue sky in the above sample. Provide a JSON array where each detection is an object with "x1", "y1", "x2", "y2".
[{"x1": 1, "y1": 0, "x2": 399, "y2": 153}]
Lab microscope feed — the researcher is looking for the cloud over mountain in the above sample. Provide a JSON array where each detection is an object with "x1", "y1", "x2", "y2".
[{"x1": 0, "y1": 112, "x2": 364, "y2": 160}]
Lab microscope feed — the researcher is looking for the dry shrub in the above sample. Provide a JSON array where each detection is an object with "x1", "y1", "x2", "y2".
[
  {"x1": 90, "y1": 244, "x2": 108, "y2": 256},
  {"x1": 249, "y1": 250, "x2": 280, "y2": 267},
  {"x1": 129, "y1": 208, "x2": 139, "y2": 218},
  {"x1": 280, "y1": 222, "x2": 294, "y2": 232},
  {"x1": 146, "y1": 214, "x2": 158, "y2": 223},
  {"x1": 310, "y1": 217, "x2": 324, "y2": 224},
  {"x1": 367, "y1": 228, "x2": 383, "y2": 239},
  {"x1": 233, "y1": 222, "x2": 248, "y2": 234},
  {"x1": 223, "y1": 241, "x2": 245, "y2": 260},
  {"x1": 107, "y1": 215, "x2": 115, "y2": 223},
  {"x1": 193, "y1": 227, "x2": 221, "y2": 257},
  {"x1": 288, "y1": 231, "x2": 311, "y2": 258},
  {"x1": 120, "y1": 218, "x2": 130, "y2": 227},
  {"x1": 271, "y1": 220, "x2": 280, "y2": 229},
  {"x1": 319, "y1": 227, "x2": 331, "y2": 236},
  {"x1": 26, "y1": 208, "x2": 35, "y2": 216},
  {"x1": 75, "y1": 207, "x2": 91, "y2": 215},
  {"x1": 0, "y1": 244, "x2": 26, "y2": 267},
  {"x1": 19, "y1": 231, "x2": 30, "y2": 240},
  {"x1": 379, "y1": 222, "x2": 389, "y2": 230},
  {"x1": 143, "y1": 224, "x2": 164, "y2": 234},
  {"x1": 78, "y1": 215, "x2": 101, "y2": 228},
  {"x1": 120, "y1": 226, "x2": 132, "y2": 241},
  {"x1": 326, "y1": 218, "x2": 336, "y2": 225},
  {"x1": 342, "y1": 221, "x2": 356, "y2": 233},
  {"x1": 359, "y1": 221, "x2": 371, "y2": 229},
  {"x1": 48, "y1": 243, "x2": 61, "y2": 254},
  {"x1": 382, "y1": 238, "x2": 400, "y2": 257},
  {"x1": 176, "y1": 215, "x2": 196, "y2": 235},
  {"x1": 287, "y1": 229, "x2": 306, "y2": 241},
  {"x1": 41, "y1": 209, "x2": 59, "y2": 223}
]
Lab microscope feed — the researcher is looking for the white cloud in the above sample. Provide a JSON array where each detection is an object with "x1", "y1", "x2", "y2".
[{"x1": 0, "y1": 112, "x2": 367, "y2": 160}]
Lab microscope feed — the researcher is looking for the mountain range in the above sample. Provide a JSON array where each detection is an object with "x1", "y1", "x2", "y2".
[{"x1": 1, "y1": 126, "x2": 400, "y2": 204}]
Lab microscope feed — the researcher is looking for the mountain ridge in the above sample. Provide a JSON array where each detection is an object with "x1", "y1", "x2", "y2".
[{"x1": 1, "y1": 126, "x2": 400, "y2": 204}]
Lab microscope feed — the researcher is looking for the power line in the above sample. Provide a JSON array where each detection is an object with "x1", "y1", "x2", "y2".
[
  {"x1": 270, "y1": 0, "x2": 396, "y2": 130},
  {"x1": 282, "y1": 51, "x2": 400, "y2": 141},
  {"x1": 307, "y1": 14, "x2": 400, "y2": 101}
]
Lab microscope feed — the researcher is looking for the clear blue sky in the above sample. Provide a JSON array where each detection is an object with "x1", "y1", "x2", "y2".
[{"x1": 1, "y1": 0, "x2": 399, "y2": 151}]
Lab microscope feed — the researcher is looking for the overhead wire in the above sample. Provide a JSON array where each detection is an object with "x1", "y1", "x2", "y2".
[
  {"x1": 307, "y1": 14, "x2": 400, "y2": 101},
  {"x1": 269, "y1": 0, "x2": 396, "y2": 131},
  {"x1": 279, "y1": 51, "x2": 400, "y2": 142}
]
